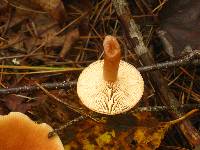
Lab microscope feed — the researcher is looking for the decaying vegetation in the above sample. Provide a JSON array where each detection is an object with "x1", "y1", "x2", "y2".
[{"x1": 0, "y1": 0, "x2": 200, "y2": 149}]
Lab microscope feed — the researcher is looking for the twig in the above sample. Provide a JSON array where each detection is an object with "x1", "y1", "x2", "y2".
[
  {"x1": 112, "y1": 0, "x2": 200, "y2": 146},
  {"x1": 35, "y1": 82, "x2": 80, "y2": 112},
  {"x1": 55, "y1": 12, "x2": 87, "y2": 36},
  {"x1": 48, "y1": 115, "x2": 87, "y2": 138},
  {"x1": 0, "y1": 81, "x2": 76, "y2": 95},
  {"x1": 0, "y1": 50, "x2": 199, "y2": 95},
  {"x1": 138, "y1": 50, "x2": 200, "y2": 72},
  {"x1": 132, "y1": 104, "x2": 200, "y2": 113},
  {"x1": 35, "y1": 82, "x2": 100, "y2": 138},
  {"x1": 2, "y1": 0, "x2": 47, "y2": 14},
  {"x1": 48, "y1": 104, "x2": 200, "y2": 137},
  {"x1": 169, "y1": 109, "x2": 199, "y2": 125},
  {"x1": 1, "y1": 6, "x2": 12, "y2": 37}
]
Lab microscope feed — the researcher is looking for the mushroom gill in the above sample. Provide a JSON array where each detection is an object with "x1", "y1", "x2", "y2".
[{"x1": 77, "y1": 35, "x2": 144, "y2": 115}]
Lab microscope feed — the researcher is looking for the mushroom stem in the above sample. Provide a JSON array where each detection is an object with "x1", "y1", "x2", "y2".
[{"x1": 103, "y1": 35, "x2": 121, "y2": 82}]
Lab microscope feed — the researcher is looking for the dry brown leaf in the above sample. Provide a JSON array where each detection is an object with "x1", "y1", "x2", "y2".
[
  {"x1": 30, "y1": 0, "x2": 67, "y2": 23},
  {"x1": 133, "y1": 109, "x2": 199, "y2": 150},
  {"x1": 3, "y1": 94, "x2": 44, "y2": 113},
  {"x1": 6, "y1": 0, "x2": 67, "y2": 23},
  {"x1": 59, "y1": 28, "x2": 80, "y2": 58}
]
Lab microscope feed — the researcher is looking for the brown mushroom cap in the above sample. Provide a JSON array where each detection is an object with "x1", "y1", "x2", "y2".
[
  {"x1": 0, "y1": 112, "x2": 64, "y2": 150},
  {"x1": 77, "y1": 60, "x2": 144, "y2": 115}
]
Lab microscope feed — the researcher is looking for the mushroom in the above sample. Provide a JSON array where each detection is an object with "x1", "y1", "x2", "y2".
[
  {"x1": 0, "y1": 112, "x2": 64, "y2": 150},
  {"x1": 77, "y1": 35, "x2": 144, "y2": 115}
]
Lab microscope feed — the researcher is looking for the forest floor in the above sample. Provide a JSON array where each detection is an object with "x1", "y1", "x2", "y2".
[{"x1": 0, "y1": 0, "x2": 200, "y2": 150}]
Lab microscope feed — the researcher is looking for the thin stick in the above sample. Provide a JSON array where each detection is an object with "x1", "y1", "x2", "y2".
[
  {"x1": 48, "y1": 115, "x2": 87, "y2": 138},
  {"x1": 48, "y1": 104, "x2": 200, "y2": 137},
  {"x1": 0, "y1": 50, "x2": 199, "y2": 95},
  {"x1": 138, "y1": 50, "x2": 200, "y2": 72},
  {"x1": 35, "y1": 82, "x2": 100, "y2": 138},
  {"x1": 112, "y1": 0, "x2": 200, "y2": 146},
  {"x1": 103, "y1": 35, "x2": 121, "y2": 82},
  {"x1": 0, "y1": 81, "x2": 76, "y2": 95},
  {"x1": 131, "y1": 104, "x2": 200, "y2": 113},
  {"x1": 169, "y1": 109, "x2": 199, "y2": 125},
  {"x1": 35, "y1": 82, "x2": 80, "y2": 112}
]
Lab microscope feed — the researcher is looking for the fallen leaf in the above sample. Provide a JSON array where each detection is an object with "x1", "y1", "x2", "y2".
[
  {"x1": 133, "y1": 109, "x2": 199, "y2": 150},
  {"x1": 7, "y1": 0, "x2": 67, "y2": 23},
  {"x1": 3, "y1": 94, "x2": 45, "y2": 113},
  {"x1": 64, "y1": 120, "x2": 123, "y2": 149},
  {"x1": 134, "y1": 122, "x2": 170, "y2": 150},
  {"x1": 95, "y1": 130, "x2": 115, "y2": 147},
  {"x1": 30, "y1": 0, "x2": 67, "y2": 23}
]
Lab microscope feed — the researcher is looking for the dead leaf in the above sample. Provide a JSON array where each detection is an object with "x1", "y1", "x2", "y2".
[
  {"x1": 30, "y1": 0, "x2": 67, "y2": 23},
  {"x1": 59, "y1": 28, "x2": 80, "y2": 58},
  {"x1": 65, "y1": 125, "x2": 117, "y2": 150},
  {"x1": 134, "y1": 122, "x2": 170, "y2": 150},
  {"x1": 64, "y1": 119, "x2": 133, "y2": 150},
  {"x1": 3, "y1": 94, "x2": 45, "y2": 113},
  {"x1": 6, "y1": 0, "x2": 67, "y2": 23},
  {"x1": 133, "y1": 109, "x2": 199, "y2": 150},
  {"x1": 95, "y1": 130, "x2": 115, "y2": 147}
]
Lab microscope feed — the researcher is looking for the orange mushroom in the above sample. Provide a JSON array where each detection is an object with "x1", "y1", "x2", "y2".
[
  {"x1": 103, "y1": 35, "x2": 121, "y2": 82},
  {"x1": 77, "y1": 35, "x2": 144, "y2": 115},
  {"x1": 0, "y1": 112, "x2": 64, "y2": 150}
]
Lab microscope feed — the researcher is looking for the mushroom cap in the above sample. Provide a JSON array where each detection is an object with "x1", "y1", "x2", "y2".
[
  {"x1": 77, "y1": 60, "x2": 144, "y2": 115},
  {"x1": 0, "y1": 112, "x2": 64, "y2": 150}
]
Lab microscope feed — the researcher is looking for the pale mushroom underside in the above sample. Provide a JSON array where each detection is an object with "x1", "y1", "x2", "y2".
[{"x1": 77, "y1": 60, "x2": 144, "y2": 115}]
